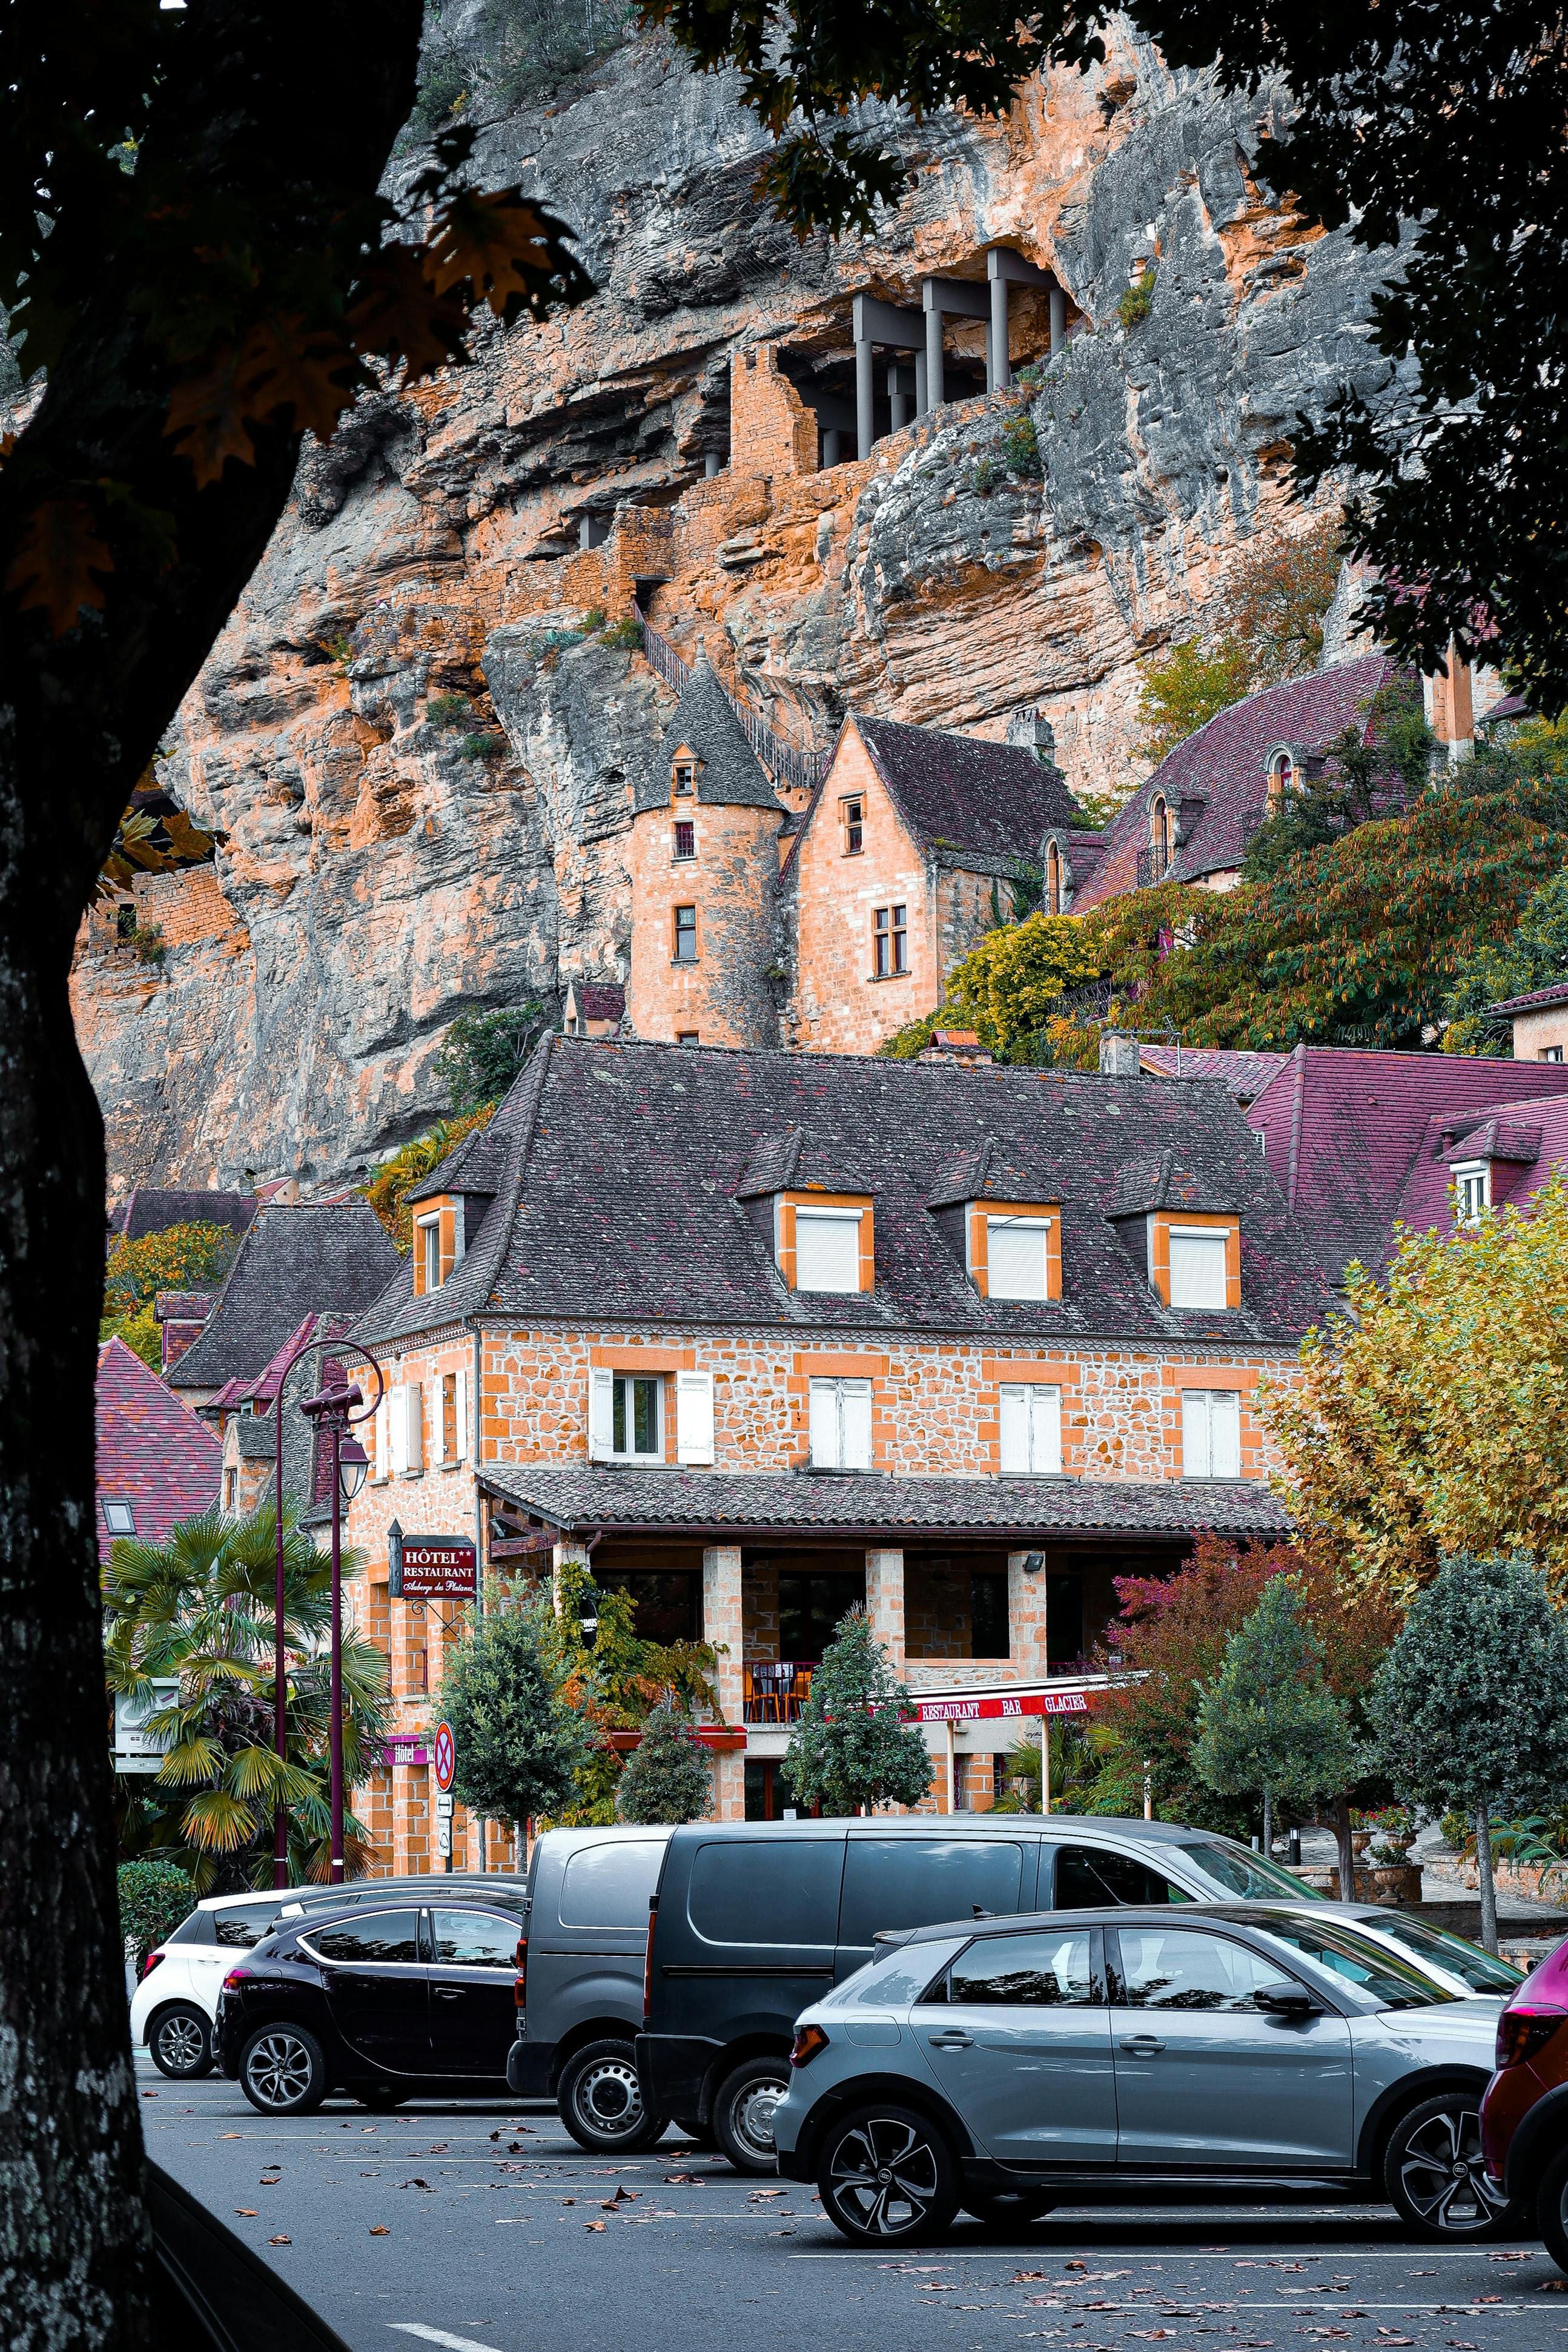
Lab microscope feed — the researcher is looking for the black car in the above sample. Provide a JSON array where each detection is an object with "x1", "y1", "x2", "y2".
[{"x1": 216, "y1": 1895, "x2": 523, "y2": 2113}]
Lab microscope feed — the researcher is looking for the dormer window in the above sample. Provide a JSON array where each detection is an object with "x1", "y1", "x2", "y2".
[
  {"x1": 774, "y1": 1193, "x2": 874, "y2": 1294},
  {"x1": 965, "y1": 1201, "x2": 1062, "y2": 1302},
  {"x1": 1453, "y1": 1161, "x2": 1489, "y2": 1223},
  {"x1": 1145, "y1": 1211, "x2": 1239, "y2": 1310},
  {"x1": 1046, "y1": 840, "x2": 1062, "y2": 915},
  {"x1": 673, "y1": 760, "x2": 695, "y2": 797},
  {"x1": 418, "y1": 1216, "x2": 441, "y2": 1294},
  {"x1": 1267, "y1": 750, "x2": 1294, "y2": 813},
  {"x1": 1168, "y1": 1228, "x2": 1227, "y2": 1308},
  {"x1": 411, "y1": 1195, "x2": 468, "y2": 1297}
]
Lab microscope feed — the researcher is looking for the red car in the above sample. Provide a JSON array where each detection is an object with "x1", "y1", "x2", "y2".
[{"x1": 1481, "y1": 1936, "x2": 1568, "y2": 2267}]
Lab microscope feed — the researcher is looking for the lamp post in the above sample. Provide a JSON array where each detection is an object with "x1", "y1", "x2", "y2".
[
  {"x1": 300, "y1": 1361, "x2": 380, "y2": 1883},
  {"x1": 271, "y1": 1322, "x2": 323, "y2": 1889}
]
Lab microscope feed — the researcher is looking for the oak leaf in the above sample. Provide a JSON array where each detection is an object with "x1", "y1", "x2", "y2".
[
  {"x1": 425, "y1": 190, "x2": 581, "y2": 320},
  {"x1": 164, "y1": 349, "x2": 258, "y2": 487},
  {"x1": 348, "y1": 248, "x2": 469, "y2": 379},
  {"x1": 5, "y1": 495, "x2": 114, "y2": 635}
]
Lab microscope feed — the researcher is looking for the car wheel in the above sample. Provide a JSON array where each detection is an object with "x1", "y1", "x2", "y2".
[
  {"x1": 148, "y1": 2004, "x2": 214, "y2": 2080},
  {"x1": 1384, "y1": 2092, "x2": 1520, "y2": 2239},
  {"x1": 557, "y1": 2040, "x2": 668, "y2": 2155},
  {"x1": 961, "y1": 2188, "x2": 1056, "y2": 2230},
  {"x1": 239, "y1": 2024, "x2": 328, "y2": 2116},
  {"x1": 712, "y1": 2056, "x2": 792, "y2": 2174},
  {"x1": 1537, "y1": 2145, "x2": 1568, "y2": 2274},
  {"x1": 818, "y1": 2102, "x2": 961, "y2": 2245}
]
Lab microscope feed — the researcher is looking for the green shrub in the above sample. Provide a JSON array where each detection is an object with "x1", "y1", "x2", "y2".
[
  {"x1": 428, "y1": 692, "x2": 472, "y2": 729},
  {"x1": 460, "y1": 733, "x2": 508, "y2": 762},
  {"x1": 1118, "y1": 268, "x2": 1156, "y2": 331},
  {"x1": 581, "y1": 606, "x2": 606, "y2": 633},
  {"x1": 131, "y1": 921, "x2": 167, "y2": 964},
  {"x1": 1013, "y1": 361, "x2": 1046, "y2": 395},
  {"x1": 970, "y1": 456, "x2": 1005, "y2": 496},
  {"x1": 601, "y1": 616, "x2": 643, "y2": 650},
  {"x1": 1002, "y1": 413, "x2": 1043, "y2": 480},
  {"x1": 118, "y1": 1858, "x2": 194, "y2": 1970},
  {"x1": 326, "y1": 632, "x2": 354, "y2": 669}
]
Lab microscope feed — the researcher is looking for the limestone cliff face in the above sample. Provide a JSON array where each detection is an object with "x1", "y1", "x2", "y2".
[{"x1": 71, "y1": 22, "x2": 1398, "y2": 1196}]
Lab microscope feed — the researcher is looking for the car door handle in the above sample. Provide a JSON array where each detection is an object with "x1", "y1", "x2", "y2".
[
  {"x1": 927, "y1": 2031, "x2": 974, "y2": 2049},
  {"x1": 1119, "y1": 2033, "x2": 1165, "y2": 2053},
  {"x1": 434, "y1": 1987, "x2": 466, "y2": 2001}
]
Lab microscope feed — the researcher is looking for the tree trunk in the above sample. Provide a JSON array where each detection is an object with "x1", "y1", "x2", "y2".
[
  {"x1": 0, "y1": 8, "x2": 421, "y2": 2344},
  {"x1": 1476, "y1": 1805, "x2": 1499, "y2": 1953},
  {"x1": 1332, "y1": 1791, "x2": 1357, "y2": 1901}
]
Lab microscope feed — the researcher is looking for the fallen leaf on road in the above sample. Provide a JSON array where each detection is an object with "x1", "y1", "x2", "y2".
[
  {"x1": 398, "y1": 2179, "x2": 435, "y2": 2191},
  {"x1": 141, "y1": 2092, "x2": 157, "y2": 2100},
  {"x1": 1064, "y1": 2259, "x2": 1087, "y2": 2271},
  {"x1": 919, "y1": 2284, "x2": 957, "y2": 2291},
  {"x1": 220, "y1": 2133, "x2": 242, "y2": 2140},
  {"x1": 1538, "y1": 2282, "x2": 1568, "y2": 2294},
  {"x1": 559, "y1": 2198, "x2": 575, "y2": 2206},
  {"x1": 1013, "y1": 2271, "x2": 1048, "y2": 2282},
  {"x1": 268, "y1": 2236, "x2": 291, "y2": 2247},
  {"x1": 234, "y1": 2210, "x2": 257, "y2": 2218},
  {"x1": 584, "y1": 2220, "x2": 606, "y2": 2232},
  {"x1": 663, "y1": 2173, "x2": 701, "y2": 2184},
  {"x1": 369, "y1": 2225, "x2": 390, "y2": 2236}
]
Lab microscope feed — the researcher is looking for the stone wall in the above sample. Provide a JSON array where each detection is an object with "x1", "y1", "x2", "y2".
[{"x1": 624, "y1": 798, "x2": 782, "y2": 1045}]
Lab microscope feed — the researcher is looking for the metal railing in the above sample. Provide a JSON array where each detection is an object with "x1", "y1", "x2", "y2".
[
  {"x1": 1136, "y1": 843, "x2": 1170, "y2": 887},
  {"x1": 635, "y1": 608, "x2": 829, "y2": 798},
  {"x1": 743, "y1": 1660, "x2": 817, "y2": 1723}
]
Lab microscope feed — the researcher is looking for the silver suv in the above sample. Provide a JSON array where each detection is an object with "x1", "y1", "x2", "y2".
[{"x1": 773, "y1": 1903, "x2": 1516, "y2": 2245}]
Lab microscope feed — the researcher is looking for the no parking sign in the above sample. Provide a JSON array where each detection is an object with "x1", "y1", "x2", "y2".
[{"x1": 434, "y1": 1720, "x2": 456, "y2": 1792}]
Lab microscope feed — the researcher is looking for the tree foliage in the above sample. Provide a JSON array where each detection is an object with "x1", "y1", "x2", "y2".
[
  {"x1": 1264, "y1": 1175, "x2": 1568, "y2": 1602},
  {"x1": 615, "y1": 1695, "x2": 713, "y2": 1824},
  {"x1": 437, "y1": 1589, "x2": 590, "y2": 1827},
  {"x1": 1191, "y1": 1575, "x2": 1355, "y2": 1843},
  {"x1": 781, "y1": 1607, "x2": 931, "y2": 1816},
  {"x1": 1444, "y1": 866, "x2": 1568, "y2": 1056},
  {"x1": 362, "y1": 1107, "x2": 495, "y2": 1251},
  {"x1": 101, "y1": 1218, "x2": 239, "y2": 1367},
  {"x1": 1239, "y1": 677, "x2": 1434, "y2": 885},
  {"x1": 433, "y1": 1001, "x2": 551, "y2": 1116},
  {"x1": 1137, "y1": 528, "x2": 1343, "y2": 766},
  {"x1": 116, "y1": 1857, "x2": 193, "y2": 1971},
  {"x1": 539, "y1": 1558, "x2": 722, "y2": 1825},
  {"x1": 103, "y1": 1503, "x2": 388, "y2": 1887},
  {"x1": 1137, "y1": 640, "x2": 1254, "y2": 768}
]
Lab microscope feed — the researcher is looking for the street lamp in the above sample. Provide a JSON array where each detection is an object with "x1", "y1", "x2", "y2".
[
  {"x1": 271, "y1": 1323, "x2": 324, "y2": 1889},
  {"x1": 300, "y1": 1357, "x2": 382, "y2": 1884}
]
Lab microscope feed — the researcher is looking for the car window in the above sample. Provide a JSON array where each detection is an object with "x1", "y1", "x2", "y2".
[
  {"x1": 305, "y1": 1909, "x2": 422, "y2": 1965},
  {"x1": 558, "y1": 1842, "x2": 665, "y2": 1930},
  {"x1": 949, "y1": 1930, "x2": 1097, "y2": 2007},
  {"x1": 838, "y1": 1840, "x2": 1025, "y2": 1945},
  {"x1": 1054, "y1": 1844, "x2": 1192, "y2": 1909},
  {"x1": 1116, "y1": 1927, "x2": 1301, "y2": 2012},
  {"x1": 1175, "y1": 1840, "x2": 1326, "y2": 1901},
  {"x1": 165, "y1": 1910, "x2": 213, "y2": 1946},
  {"x1": 212, "y1": 1902, "x2": 286, "y2": 1948},
  {"x1": 686, "y1": 1839, "x2": 844, "y2": 1950},
  {"x1": 431, "y1": 1910, "x2": 521, "y2": 1969},
  {"x1": 1248, "y1": 1916, "x2": 1457, "y2": 2009},
  {"x1": 1372, "y1": 1915, "x2": 1523, "y2": 1995}
]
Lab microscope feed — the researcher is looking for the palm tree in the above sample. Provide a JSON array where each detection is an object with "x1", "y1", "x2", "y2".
[{"x1": 104, "y1": 1502, "x2": 389, "y2": 1888}]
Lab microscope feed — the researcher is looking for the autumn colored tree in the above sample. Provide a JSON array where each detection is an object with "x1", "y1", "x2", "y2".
[
  {"x1": 363, "y1": 1107, "x2": 495, "y2": 1251},
  {"x1": 100, "y1": 1219, "x2": 240, "y2": 1368},
  {"x1": 1264, "y1": 1174, "x2": 1568, "y2": 1603},
  {"x1": 1444, "y1": 866, "x2": 1568, "y2": 1056},
  {"x1": 1137, "y1": 640, "x2": 1255, "y2": 767}
]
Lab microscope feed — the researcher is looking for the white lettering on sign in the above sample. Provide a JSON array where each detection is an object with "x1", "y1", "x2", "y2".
[{"x1": 915, "y1": 1689, "x2": 1093, "y2": 1726}]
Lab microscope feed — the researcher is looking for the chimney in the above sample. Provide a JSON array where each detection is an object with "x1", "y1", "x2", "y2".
[
  {"x1": 920, "y1": 1029, "x2": 993, "y2": 1065},
  {"x1": 1099, "y1": 1030, "x2": 1141, "y2": 1079}
]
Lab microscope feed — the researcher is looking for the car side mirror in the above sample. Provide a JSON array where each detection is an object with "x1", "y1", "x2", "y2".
[{"x1": 1256, "y1": 1987, "x2": 1320, "y2": 2019}]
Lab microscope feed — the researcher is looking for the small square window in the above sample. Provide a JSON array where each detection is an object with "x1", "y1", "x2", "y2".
[
  {"x1": 1541, "y1": 1045, "x2": 1565, "y2": 1062},
  {"x1": 795, "y1": 1208, "x2": 862, "y2": 1293},
  {"x1": 673, "y1": 762, "x2": 695, "y2": 797},
  {"x1": 1168, "y1": 1227, "x2": 1228, "y2": 1309},
  {"x1": 673, "y1": 820, "x2": 695, "y2": 861},
  {"x1": 103, "y1": 1500, "x2": 136, "y2": 1535},
  {"x1": 987, "y1": 1216, "x2": 1050, "y2": 1301},
  {"x1": 614, "y1": 1374, "x2": 662, "y2": 1460},
  {"x1": 1453, "y1": 1162, "x2": 1489, "y2": 1223},
  {"x1": 842, "y1": 797, "x2": 864, "y2": 855},
  {"x1": 675, "y1": 1030, "x2": 700, "y2": 1045},
  {"x1": 873, "y1": 904, "x2": 908, "y2": 977},
  {"x1": 673, "y1": 906, "x2": 697, "y2": 962}
]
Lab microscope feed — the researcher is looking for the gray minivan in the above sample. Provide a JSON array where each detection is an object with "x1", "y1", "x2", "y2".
[
  {"x1": 638, "y1": 1815, "x2": 1322, "y2": 2171},
  {"x1": 508, "y1": 1826, "x2": 677, "y2": 2153}
]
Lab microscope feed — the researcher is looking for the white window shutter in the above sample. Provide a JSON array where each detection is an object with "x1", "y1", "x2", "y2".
[
  {"x1": 403, "y1": 1381, "x2": 423, "y2": 1473},
  {"x1": 809, "y1": 1379, "x2": 839, "y2": 1469},
  {"x1": 841, "y1": 1380, "x2": 873, "y2": 1471},
  {"x1": 1182, "y1": 1391, "x2": 1211, "y2": 1479},
  {"x1": 675, "y1": 1370, "x2": 715, "y2": 1465},
  {"x1": 430, "y1": 1376, "x2": 447, "y2": 1469},
  {"x1": 588, "y1": 1368, "x2": 615, "y2": 1460},
  {"x1": 374, "y1": 1394, "x2": 388, "y2": 1480},
  {"x1": 1032, "y1": 1386, "x2": 1063, "y2": 1476},
  {"x1": 455, "y1": 1367, "x2": 469, "y2": 1463},
  {"x1": 987, "y1": 1219, "x2": 1048, "y2": 1301},
  {"x1": 389, "y1": 1384, "x2": 407, "y2": 1475},
  {"x1": 1169, "y1": 1230, "x2": 1228, "y2": 1309},
  {"x1": 999, "y1": 1384, "x2": 1028, "y2": 1474},
  {"x1": 1211, "y1": 1391, "x2": 1242, "y2": 1479}
]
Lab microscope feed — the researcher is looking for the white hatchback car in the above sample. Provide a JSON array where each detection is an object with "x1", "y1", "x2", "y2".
[{"x1": 130, "y1": 1888, "x2": 309, "y2": 2078}]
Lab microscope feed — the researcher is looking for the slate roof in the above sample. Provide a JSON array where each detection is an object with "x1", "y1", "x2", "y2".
[
  {"x1": 1076, "y1": 654, "x2": 1403, "y2": 908},
  {"x1": 1488, "y1": 978, "x2": 1568, "y2": 1017},
  {"x1": 478, "y1": 1462, "x2": 1291, "y2": 1542},
  {"x1": 109, "y1": 1187, "x2": 259, "y2": 1245},
  {"x1": 575, "y1": 983, "x2": 625, "y2": 1022},
  {"x1": 234, "y1": 1415, "x2": 278, "y2": 1462},
  {"x1": 96, "y1": 1337, "x2": 221, "y2": 1559},
  {"x1": 154, "y1": 1290, "x2": 216, "y2": 1323},
  {"x1": 635, "y1": 660, "x2": 787, "y2": 815},
  {"x1": 1394, "y1": 1093, "x2": 1568, "y2": 1236},
  {"x1": 168, "y1": 1201, "x2": 402, "y2": 1393},
  {"x1": 1246, "y1": 1045, "x2": 1568, "y2": 1280},
  {"x1": 852, "y1": 716, "x2": 1085, "y2": 872},
  {"x1": 1140, "y1": 1047, "x2": 1288, "y2": 1107},
  {"x1": 356, "y1": 1035, "x2": 1331, "y2": 1350}
]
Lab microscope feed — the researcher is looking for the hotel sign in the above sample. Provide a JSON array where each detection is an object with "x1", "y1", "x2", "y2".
[
  {"x1": 916, "y1": 1689, "x2": 1094, "y2": 1726},
  {"x1": 388, "y1": 1520, "x2": 478, "y2": 1602}
]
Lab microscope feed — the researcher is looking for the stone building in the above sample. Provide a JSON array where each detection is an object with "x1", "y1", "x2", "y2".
[{"x1": 341, "y1": 1034, "x2": 1323, "y2": 1872}]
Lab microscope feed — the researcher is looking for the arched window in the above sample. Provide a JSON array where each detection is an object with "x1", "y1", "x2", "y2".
[
  {"x1": 1046, "y1": 841, "x2": 1062, "y2": 915},
  {"x1": 1267, "y1": 752, "x2": 1294, "y2": 813},
  {"x1": 1151, "y1": 795, "x2": 1170, "y2": 853}
]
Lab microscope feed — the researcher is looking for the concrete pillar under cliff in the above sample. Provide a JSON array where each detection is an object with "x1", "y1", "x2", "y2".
[
  {"x1": 822, "y1": 426, "x2": 841, "y2": 468},
  {"x1": 1050, "y1": 285, "x2": 1067, "y2": 357},
  {"x1": 924, "y1": 303, "x2": 944, "y2": 414},
  {"x1": 865, "y1": 1548, "x2": 905, "y2": 1672},
  {"x1": 855, "y1": 338, "x2": 875, "y2": 461},
  {"x1": 888, "y1": 364, "x2": 916, "y2": 432},
  {"x1": 704, "y1": 451, "x2": 723, "y2": 478},
  {"x1": 915, "y1": 348, "x2": 928, "y2": 415},
  {"x1": 988, "y1": 273, "x2": 1010, "y2": 393},
  {"x1": 703, "y1": 1545, "x2": 745, "y2": 1820}
]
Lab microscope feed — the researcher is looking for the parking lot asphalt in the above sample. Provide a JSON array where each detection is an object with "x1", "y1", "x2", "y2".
[{"x1": 138, "y1": 2055, "x2": 1568, "y2": 2352}]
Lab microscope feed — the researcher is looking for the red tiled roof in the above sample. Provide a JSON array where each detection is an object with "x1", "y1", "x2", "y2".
[
  {"x1": 1488, "y1": 977, "x2": 1568, "y2": 1018},
  {"x1": 1139, "y1": 1047, "x2": 1289, "y2": 1103},
  {"x1": 1246, "y1": 1045, "x2": 1568, "y2": 1279},
  {"x1": 1394, "y1": 1094, "x2": 1568, "y2": 1234},
  {"x1": 96, "y1": 1337, "x2": 222, "y2": 1559},
  {"x1": 577, "y1": 984, "x2": 625, "y2": 1021}
]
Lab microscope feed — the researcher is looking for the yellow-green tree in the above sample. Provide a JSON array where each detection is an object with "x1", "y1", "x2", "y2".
[
  {"x1": 101, "y1": 1221, "x2": 242, "y2": 1369},
  {"x1": 362, "y1": 1106, "x2": 494, "y2": 1251},
  {"x1": 1263, "y1": 1174, "x2": 1568, "y2": 1600}
]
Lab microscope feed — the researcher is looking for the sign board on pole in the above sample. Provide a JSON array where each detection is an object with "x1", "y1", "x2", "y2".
[
  {"x1": 434, "y1": 1721, "x2": 457, "y2": 1793},
  {"x1": 434, "y1": 1790, "x2": 455, "y2": 1819},
  {"x1": 112, "y1": 1680, "x2": 181, "y2": 1775},
  {"x1": 389, "y1": 1522, "x2": 477, "y2": 1603},
  {"x1": 435, "y1": 1812, "x2": 452, "y2": 1860}
]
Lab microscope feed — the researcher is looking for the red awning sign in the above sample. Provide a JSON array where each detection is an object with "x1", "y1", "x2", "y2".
[{"x1": 916, "y1": 1689, "x2": 1097, "y2": 1726}]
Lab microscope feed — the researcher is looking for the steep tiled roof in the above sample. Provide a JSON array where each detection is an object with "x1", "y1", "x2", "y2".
[
  {"x1": 1140, "y1": 1047, "x2": 1288, "y2": 1106},
  {"x1": 576, "y1": 983, "x2": 625, "y2": 1022},
  {"x1": 234, "y1": 1415, "x2": 278, "y2": 1462},
  {"x1": 1246, "y1": 1045, "x2": 1568, "y2": 1280},
  {"x1": 635, "y1": 660, "x2": 787, "y2": 815},
  {"x1": 1394, "y1": 1093, "x2": 1568, "y2": 1236},
  {"x1": 478, "y1": 1462, "x2": 1291, "y2": 1540},
  {"x1": 1109, "y1": 1148, "x2": 1237, "y2": 1219},
  {"x1": 168, "y1": 1201, "x2": 401, "y2": 1393},
  {"x1": 405, "y1": 1118, "x2": 509, "y2": 1210},
  {"x1": 110, "y1": 1188, "x2": 259, "y2": 1244},
  {"x1": 154, "y1": 1290, "x2": 216, "y2": 1323},
  {"x1": 357, "y1": 1035, "x2": 1330, "y2": 1349},
  {"x1": 1077, "y1": 654, "x2": 1403, "y2": 908},
  {"x1": 96, "y1": 1337, "x2": 221, "y2": 1557},
  {"x1": 855, "y1": 717, "x2": 1085, "y2": 870},
  {"x1": 1489, "y1": 978, "x2": 1568, "y2": 1017}
]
